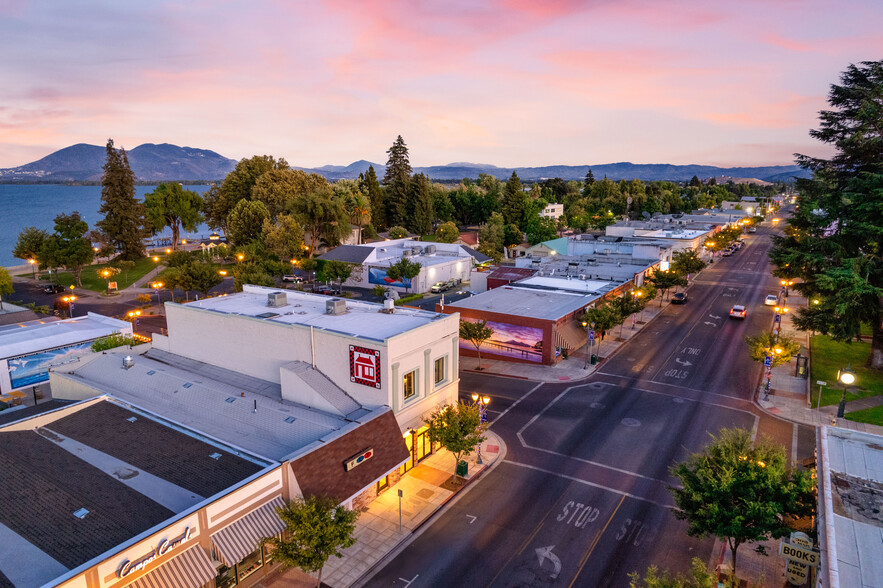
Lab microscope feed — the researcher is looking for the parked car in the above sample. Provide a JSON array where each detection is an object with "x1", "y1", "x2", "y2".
[
  {"x1": 282, "y1": 275, "x2": 303, "y2": 283},
  {"x1": 764, "y1": 295, "x2": 779, "y2": 306},
  {"x1": 748, "y1": 226, "x2": 757, "y2": 233},
  {"x1": 430, "y1": 281, "x2": 448, "y2": 293},
  {"x1": 43, "y1": 284, "x2": 65, "y2": 294},
  {"x1": 446, "y1": 278, "x2": 462, "y2": 289},
  {"x1": 729, "y1": 305, "x2": 747, "y2": 319},
  {"x1": 721, "y1": 248, "x2": 734, "y2": 257},
  {"x1": 672, "y1": 292, "x2": 688, "y2": 304}
]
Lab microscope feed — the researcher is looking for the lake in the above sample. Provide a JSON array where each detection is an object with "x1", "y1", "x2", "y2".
[{"x1": 0, "y1": 184, "x2": 212, "y2": 268}]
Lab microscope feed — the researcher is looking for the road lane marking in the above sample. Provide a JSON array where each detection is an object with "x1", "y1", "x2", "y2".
[
  {"x1": 494, "y1": 382, "x2": 543, "y2": 423},
  {"x1": 398, "y1": 574, "x2": 419, "y2": 587},
  {"x1": 568, "y1": 495, "x2": 627, "y2": 588},
  {"x1": 536, "y1": 545, "x2": 562, "y2": 579},
  {"x1": 503, "y1": 461, "x2": 670, "y2": 507},
  {"x1": 466, "y1": 514, "x2": 477, "y2": 524}
]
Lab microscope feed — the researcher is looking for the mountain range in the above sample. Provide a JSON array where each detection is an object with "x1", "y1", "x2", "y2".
[{"x1": 0, "y1": 143, "x2": 810, "y2": 183}]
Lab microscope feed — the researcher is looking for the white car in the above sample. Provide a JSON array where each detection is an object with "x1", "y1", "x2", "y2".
[
  {"x1": 729, "y1": 305, "x2": 747, "y2": 319},
  {"x1": 764, "y1": 295, "x2": 778, "y2": 306}
]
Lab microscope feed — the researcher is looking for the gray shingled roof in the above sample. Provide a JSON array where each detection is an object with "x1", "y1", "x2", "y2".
[
  {"x1": 317, "y1": 245, "x2": 373, "y2": 264},
  {"x1": 461, "y1": 245, "x2": 491, "y2": 263}
]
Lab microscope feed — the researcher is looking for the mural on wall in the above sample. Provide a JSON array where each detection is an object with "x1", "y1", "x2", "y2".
[
  {"x1": 8, "y1": 340, "x2": 96, "y2": 388},
  {"x1": 368, "y1": 267, "x2": 412, "y2": 289},
  {"x1": 460, "y1": 317, "x2": 543, "y2": 363},
  {"x1": 350, "y1": 345, "x2": 382, "y2": 388}
]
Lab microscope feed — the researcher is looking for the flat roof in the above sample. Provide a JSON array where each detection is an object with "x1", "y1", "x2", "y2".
[
  {"x1": 636, "y1": 228, "x2": 709, "y2": 239},
  {"x1": 55, "y1": 349, "x2": 381, "y2": 461},
  {"x1": 447, "y1": 285, "x2": 598, "y2": 320},
  {"x1": 180, "y1": 285, "x2": 451, "y2": 342},
  {"x1": 0, "y1": 397, "x2": 269, "y2": 583},
  {"x1": 0, "y1": 313, "x2": 130, "y2": 360}
]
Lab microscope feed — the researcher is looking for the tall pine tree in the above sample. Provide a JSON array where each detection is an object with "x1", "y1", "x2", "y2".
[
  {"x1": 361, "y1": 165, "x2": 385, "y2": 229},
  {"x1": 409, "y1": 173, "x2": 435, "y2": 235},
  {"x1": 97, "y1": 139, "x2": 148, "y2": 260},
  {"x1": 501, "y1": 172, "x2": 526, "y2": 229},
  {"x1": 382, "y1": 135, "x2": 412, "y2": 228}
]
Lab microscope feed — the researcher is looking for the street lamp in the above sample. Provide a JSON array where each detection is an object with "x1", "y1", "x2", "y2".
[
  {"x1": 236, "y1": 253, "x2": 245, "y2": 262},
  {"x1": 61, "y1": 295, "x2": 77, "y2": 318},
  {"x1": 836, "y1": 367, "x2": 856, "y2": 418},
  {"x1": 27, "y1": 258, "x2": 36, "y2": 279},
  {"x1": 631, "y1": 290, "x2": 642, "y2": 329},
  {"x1": 581, "y1": 320, "x2": 595, "y2": 369},
  {"x1": 780, "y1": 279, "x2": 794, "y2": 297},
  {"x1": 150, "y1": 281, "x2": 164, "y2": 313},
  {"x1": 470, "y1": 393, "x2": 490, "y2": 465},
  {"x1": 101, "y1": 269, "x2": 112, "y2": 295}
]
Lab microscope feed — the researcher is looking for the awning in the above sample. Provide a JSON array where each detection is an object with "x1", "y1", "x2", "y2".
[
  {"x1": 211, "y1": 497, "x2": 286, "y2": 567},
  {"x1": 554, "y1": 321, "x2": 587, "y2": 350},
  {"x1": 125, "y1": 545, "x2": 215, "y2": 588}
]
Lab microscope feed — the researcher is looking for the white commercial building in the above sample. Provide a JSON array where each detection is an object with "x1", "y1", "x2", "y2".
[
  {"x1": 318, "y1": 239, "x2": 491, "y2": 294},
  {"x1": 539, "y1": 203, "x2": 564, "y2": 219}
]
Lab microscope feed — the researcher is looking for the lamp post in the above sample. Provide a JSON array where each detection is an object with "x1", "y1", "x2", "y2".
[
  {"x1": 27, "y1": 258, "x2": 36, "y2": 279},
  {"x1": 150, "y1": 282, "x2": 164, "y2": 314},
  {"x1": 470, "y1": 393, "x2": 490, "y2": 465},
  {"x1": 581, "y1": 320, "x2": 595, "y2": 369},
  {"x1": 773, "y1": 305, "x2": 789, "y2": 335},
  {"x1": 61, "y1": 295, "x2": 77, "y2": 318},
  {"x1": 836, "y1": 367, "x2": 856, "y2": 418},
  {"x1": 631, "y1": 290, "x2": 642, "y2": 329},
  {"x1": 780, "y1": 279, "x2": 793, "y2": 298},
  {"x1": 763, "y1": 344, "x2": 783, "y2": 401}
]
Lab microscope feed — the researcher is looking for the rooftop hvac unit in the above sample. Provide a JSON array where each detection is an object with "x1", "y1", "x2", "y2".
[
  {"x1": 326, "y1": 299, "x2": 347, "y2": 315},
  {"x1": 402, "y1": 250, "x2": 412, "y2": 257},
  {"x1": 579, "y1": 274, "x2": 586, "y2": 280},
  {"x1": 382, "y1": 299, "x2": 395, "y2": 313},
  {"x1": 267, "y1": 292, "x2": 287, "y2": 307},
  {"x1": 424, "y1": 245, "x2": 437, "y2": 254},
  {"x1": 411, "y1": 246, "x2": 423, "y2": 255},
  {"x1": 122, "y1": 355, "x2": 134, "y2": 369}
]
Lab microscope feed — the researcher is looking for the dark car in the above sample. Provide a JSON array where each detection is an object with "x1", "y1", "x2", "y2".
[
  {"x1": 43, "y1": 284, "x2": 65, "y2": 294},
  {"x1": 672, "y1": 292, "x2": 688, "y2": 304}
]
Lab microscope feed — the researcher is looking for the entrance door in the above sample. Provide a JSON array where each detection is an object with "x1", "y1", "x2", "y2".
[
  {"x1": 401, "y1": 433, "x2": 414, "y2": 474},
  {"x1": 415, "y1": 428, "x2": 433, "y2": 462}
]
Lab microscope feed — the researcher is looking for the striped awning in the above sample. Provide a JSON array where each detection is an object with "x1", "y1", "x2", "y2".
[
  {"x1": 125, "y1": 545, "x2": 215, "y2": 588},
  {"x1": 554, "y1": 321, "x2": 587, "y2": 350},
  {"x1": 211, "y1": 497, "x2": 286, "y2": 567}
]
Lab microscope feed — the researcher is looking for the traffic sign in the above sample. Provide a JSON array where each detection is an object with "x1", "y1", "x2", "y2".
[
  {"x1": 764, "y1": 356, "x2": 772, "y2": 367},
  {"x1": 774, "y1": 314, "x2": 781, "y2": 323},
  {"x1": 589, "y1": 330, "x2": 595, "y2": 341}
]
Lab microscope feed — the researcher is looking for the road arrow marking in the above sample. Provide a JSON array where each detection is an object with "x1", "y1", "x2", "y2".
[
  {"x1": 703, "y1": 321, "x2": 717, "y2": 327},
  {"x1": 675, "y1": 358, "x2": 693, "y2": 366},
  {"x1": 535, "y1": 545, "x2": 562, "y2": 579},
  {"x1": 466, "y1": 515, "x2": 477, "y2": 524},
  {"x1": 708, "y1": 314, "x2": 721, "y2": 319},
  {"x1": 398, "y1": 574, "x2": 419, "y2": 587}
]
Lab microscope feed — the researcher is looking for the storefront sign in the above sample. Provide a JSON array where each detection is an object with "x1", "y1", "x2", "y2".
[
  {"x1": 350, "y1": 346, "x2": 381, "y2": 388},
  {"x1": 344, "y1": 448, "x2": 373, "y2": 471},
  {"x1": 118, "y1": 527, "x2": 194, "y2": 577},
  {"x1": 782, "y1": 532, "x2": 815, "y2": 586}
]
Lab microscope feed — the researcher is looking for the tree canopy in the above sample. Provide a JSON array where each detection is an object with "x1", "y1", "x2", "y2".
[
  {"x1": 144, "y1": 182, "x2": 203, "y2": 250},
  {"x1": 460, "y1": 319, "x2": 494, "y2": 368},
  {"x1": 0, "y1": 267, "x2": 12, "y2": 310},
  {"x1": 227, "y1": 199, "x2": 270, "y2": 247},
  {"x1": 425, "y1": 401, "x2": 485, "y2": 483},
  {"x1": 97, "y1": 139, "x2": 148, "y2": 260},
  {"x1": 44, "y1": 213, "x2": 94, "y2": 287},
  {"x1": 12, "y1": 226, "x2": 48, "y2": 264}
]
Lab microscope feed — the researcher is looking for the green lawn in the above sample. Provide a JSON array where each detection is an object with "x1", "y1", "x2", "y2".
[
  {"x1": 845, "y1": 405, "x2": 883, "y2": 427},
  {"x1": 40, "y1": 256, "x2": 165, "y2": 293},
  {"x1": 810, "y1": 336, "x2": 883, "y2": 407}
]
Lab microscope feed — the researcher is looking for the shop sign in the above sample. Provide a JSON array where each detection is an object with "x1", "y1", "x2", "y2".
[
  {"x1": 350, "y1": 345, "x2": 381, "y2": 389},
  {"x1": 782, "y1": 531, "x2": 814, "y2": 586},
  {"x1": 118, "y1": 527, "x2": 194, "y2": 577},
  {"x1": 344, "y1": 448, "x2": 374, "y2": 471}
]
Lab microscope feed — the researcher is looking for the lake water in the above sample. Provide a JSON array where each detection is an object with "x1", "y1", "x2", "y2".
[{"x1": 0, "y1": 184, "x2": 212, "y2": 268}]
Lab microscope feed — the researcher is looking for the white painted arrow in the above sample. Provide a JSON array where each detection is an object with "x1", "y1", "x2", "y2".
[
  {"x1": 708, "y1": 314, "x2": 721, "y2": 319},
  {"x1": 703, "y1": 321, "x2": 717, "y2": 327},
  {"x1": 675, "y1": 358, "x2": 693, "y2": 366},
  {"x1": 466, "y1": 515, "x2": 477, "y2": 524},
  {"x1": 536, "y1": 545, "x2": 562, "y2": 579}
]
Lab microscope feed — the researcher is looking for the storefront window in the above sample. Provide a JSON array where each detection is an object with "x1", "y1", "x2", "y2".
[
  {"x1": 403, "y1": 371, "x2": 416, "y2": 400},
  {"x1": 434, "y1": 356, "x2": 446, "y2": 385},
  {"x1": 215, "y1": 565, "x2": 237, "y2": 588},
  {"x1": 401, "y1": 433, "x2": 414, "y2": 474},
  {"x1": 377, "y1": 475, "x2": 389, "y2": 493},
  {"x1": 237, "y1": 548, "x2": 263, "y2": 582}
]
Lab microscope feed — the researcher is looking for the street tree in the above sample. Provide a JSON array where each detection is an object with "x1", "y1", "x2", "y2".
[
  {"x1": 459, "y1": 319, "x2": 494, "y2": 370},
  {"x1": 96, "y1": 265, "x2": 121, "y2": 294},
  {"x1": 382, "y1": 135, "x2": 412, "y2": 227},
  {"x1": 671, "y1": 249, "x2": 707, "y2": 278},
  {"x1": 12, "y1": 226, "x2": 49, "y2": 267},
  {"x1": 649, "y1": 271, "x2": 687, "y2": 303},
  {"x1": 434, "y1": 221, "x2": 459, "y2": 243},
  {"x1": 581, "y1": 302, "x2": 621, "y2": 341},
  {"x1": 97, "y1": 139, "x2": 148, "y2": 260},
  {"x1": 769, "y1": 60, "x2": 883, "y2": 369},
  {"x1": 262, "y1": 214, "x2": 305, "y2": 262},
  {"x1": 425, "y1": 401, "x2": 485, "y2": 484},
  {"x1": 265, "y1": 496, "x2": 359, "y2": 588},
  {"x1": 0, "y1": 267, "x2": 12, "y2": 310},
  {"x1": 227, "y1": 199, "x2": 270, "y2": 246},
  {"x1": 180, "y1": 261, "x2": 223, "y2": 299},
  {"x1": 232, "y1": 260, "x2": 275, "y2": 292},
  {"x1": 387, "y1": 226, "x2": 409, "y2": 240},
  {"x1": 144, "y1": 182, "x2": 204, "y2": 250},
  {"x1": 669, "y1": 428, "x2": 815, "y2": 587},
  {"x1": 385, "y1": 257, "x2": 422, "y2": 294},
  {"x1": 323, "y1": 260, "x2": 353, "y2": 293},
  {"x1": 745, "y1": 333, "x2": 802, "y2": 368},
  {"x1": 44, "y1": 213, "x2": 94, "y2": 287}
]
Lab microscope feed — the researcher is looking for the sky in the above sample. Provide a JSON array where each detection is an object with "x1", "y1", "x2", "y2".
[{"x1": 1, "y1": 0, "x2": 881, "y2": 170}]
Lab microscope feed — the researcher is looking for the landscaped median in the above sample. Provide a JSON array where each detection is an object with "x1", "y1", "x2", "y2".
[{"x1": 810, "y1": 335, "x2": 883, "y2": 425}]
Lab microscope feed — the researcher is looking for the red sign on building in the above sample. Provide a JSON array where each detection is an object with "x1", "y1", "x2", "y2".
[{"x1": 350, "y1": 345, "x2": 381, "y2": 388}]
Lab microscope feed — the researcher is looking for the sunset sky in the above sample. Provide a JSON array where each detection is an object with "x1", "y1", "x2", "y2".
[{"x1": 1, "y1": 0, "x2": 881, "y2": 169}]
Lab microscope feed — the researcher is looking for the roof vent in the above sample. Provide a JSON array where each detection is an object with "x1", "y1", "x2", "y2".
[
  {"x1": 146, "y1": 370, "x2": 156, "y2": 376},
  {"x1": 411, "y1": 246, "x2": 422, "y2": 255},
  {"x1": 122, "y1": 356, "x2": 134, "y2": 370},
  {"x1": 402, "y1": 250, "x2": 411, "y2": 257},
  {"x1": 284, "y1": 416, "x2": 296, "y2": 423},
  {"x1": 425, "y1": 245, "x2": 437, "y2": 254},
  {"x1": 268, "y1": 291, "x2": 287, "y2": 307},
  {"x1": 182, "y1": 382, "x2": 193, "y2": 388},
  {"x1": 225, "y1": 397, "x2": 236, "y2": 403},
  {"x1": 381, "y1": 298, "x2": 395, "y2": 314},
  {"x1": 209, "y1": 452, "x2": 222, "y2": 460},
  {"x1": 126, "y1": 416, "x2": 137, "y2": 423},
  {"x1": 73, "y1": 508, "x2": 89, "y2": 519},
  {"x1": 326, "y1": 299, "x2": 346, "y2": 315}
]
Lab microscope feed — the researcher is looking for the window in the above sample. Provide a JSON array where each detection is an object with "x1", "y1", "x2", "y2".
[
  {"x1": 237, "y1": 548, "x2": 263, "y2": 582},
  {"x1": 434, "y1": 356, "x2": 446, "y2": 385},
  {"x1": 403, "y1": 370, "x2": 417, "y2": 400},
  {"x1": 377, "y1": 475, "x2": 389, "y2": 493}
]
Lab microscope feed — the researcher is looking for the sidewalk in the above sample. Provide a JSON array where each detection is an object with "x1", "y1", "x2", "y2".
[{"x1": 258, "y1": 430, "x2": 507, "y2": 588}]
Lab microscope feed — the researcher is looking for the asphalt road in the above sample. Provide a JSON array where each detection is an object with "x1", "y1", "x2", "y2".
[{"x1": 364, "y1": 222, "x2": 816, "y2": 588}]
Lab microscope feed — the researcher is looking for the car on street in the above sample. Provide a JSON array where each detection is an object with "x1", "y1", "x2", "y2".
[
  {"x1": 722, "y1": 248, "x2": 734, "y2": 257},
  {"x1": 430, "y1": 281, "x2": 448, "y2": 293},
  {"x1": 748, "y1": 226, "x2": 757, "y2": 233},
  {"x1": 672, "y1": 292, "x2": 688, "y2": 304},
  {"x1": 282, "y1": 275, "x2": 303, "y2": 283},
  {"x1": 43, "y1": 284, "x2": 65, "y2": 294},
  {"x1": 764, "y1": 295, "x2": 779, "y2": 306},
  {"x1": 729, "y1": 305, "x2": 747, "y2": 319}
]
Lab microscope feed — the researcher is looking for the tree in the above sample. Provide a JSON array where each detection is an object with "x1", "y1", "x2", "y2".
[
  {"x1": 387, "y1": 226, "x2": 409, "y2": 240},
  {"x1": 671, "y1": 249, "x2": 707, "y2": 278},
  {"x1": 769, "y1": 60, "x2": 883, "y2": 369},
  {"x1": 408, "y1": 173, "x2": 434, "y2": 235},
  {"x1": 201, "y1": 184, "x2": 228, "y2": 236},
  {"x1": 669, "y1": 428, "x2": 814, "y2": 587},
  {"x1": 233, "y1": 260, "x2": 275, "y2": 292},
  {"x1": 382, "y1": 135, "x2": 412, "y2": 227},
  {"x1": 227, "y1": 199, "x2": 270, "y2": 247},
  {"x1": 221, "y1": 155, "x2": 289, "y2": 209},
  {"x1": 434, "y1": 221, "x2": 459, "y2": 243},
  {"x1": 324, "y1": 260, "x2": 353, "y2": 293},
  {"x1": 0, "y1": 267, "x2": 12, "y2": 310},
  {"x1": 144, "y1": 182, "x2": 204, "y2": 250},
  {"x1": 253, "y1": 168, "x2": 328, "y2": 220},
  {"x1": 117, "y1": 260, "x2": 136, "y2": 284},
  {"x1": 460, "y1": 319, "x2": 494, "y2": 369},
  {"x1": 96, "y1": 265, "x2": 121, "y2": 294},
  {"x1": 12, "y1": 227, "x2": 48, "y2": 267},
  {"x1": 97, "y1": 139, "x2": 148, "y2": 260},
  {"x1": 425, "y1": 401, "x2": 485, "y2": 484},
  {"x1": 265, "y1": 496, "x2": 359, "y2": 588},
  {"x1": 346, "y1": 193, "x2": 371, "y2": 245},
  {"x1": 525, "y1": 216, "x2": 558, "y2": 245},
  {"x1": 581, "y1": 302, "x2": 621, "y2": 341},
  {"x1": 361, "y1": 165, "x2": 385, "y2": 229},
  {"x1": 44, "y1": 213, "x2": 94, "y2": 287},
  {"x1": 501, "y1": 172, "x2": 526, "y2": 228},
  {"x1": 385, "y1": 258, "x2": 422, "y2": 294},
  {"x1": 629, "y1": 558, "x2": 715, "y2": 588},
  {"x1": 179, "y1": 261, "x2": 223, "y2": 299},
  {"x1": 745, "y1": 333, "x2": 801, "y2": 368},
  {"x1": 649, "y1": 271, "x2": 687, "y2": 303},
  {"x1": 477, "y1": 212, "x2": 505, "y2": 262},
  {"x1": 289, "y1": 189, "x2": 350, "y2": 257},
  {"x1": 262, "y1": 214, "x2": 306, "y2": 262}
]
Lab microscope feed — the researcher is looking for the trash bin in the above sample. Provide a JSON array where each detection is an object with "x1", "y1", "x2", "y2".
[
  {"x1": 590, "y1": 354, "x2": 598, "y2": 365},
  {"x1": 456, "y1": 460, "x2": 468, "y2": 477}
]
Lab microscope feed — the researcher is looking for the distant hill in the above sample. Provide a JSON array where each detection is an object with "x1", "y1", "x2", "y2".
[
  {"x1": 0, "y1": 143, "x2": 237, "y2": 182},
  {"x1": 0, "y1": 143, "x2": 809, "y2": 184}
]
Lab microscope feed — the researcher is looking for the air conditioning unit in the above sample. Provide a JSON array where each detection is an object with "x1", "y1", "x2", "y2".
[
  {"x1": 402, "y1": 250, "x2": 412, "y2": 257},
  {"x1": 267, "y1": 292, "x2": 287, "y2": 307},
  {"x1": 411, "y1": 246, "x2": 422, "y2": 255},
  {"x1": 579, "y1": 274, "x2": 586, "y2": 280},
  {"x1": 424, "y1": 245, "x2": 437, "y2": 254},
  {"x1": 326, "y1": 299, "x2": 346, "y2": 315}
]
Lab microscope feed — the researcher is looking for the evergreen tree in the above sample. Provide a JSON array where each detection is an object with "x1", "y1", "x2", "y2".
[
  {"x1": 688, "y1": 175, "x2": 702, "y2": 188},
  {"x1": 501, "y1": 172, "x2": 526, "y2": 228},
  {"x1": 382, "y1": 135, "x2": 412, "y2": 227},
  {"x1": 409, "y1": 173, "x2": 435, "y2": 235},
  {"x1": 97, "y1": 139, "x2": 148, "y2": 260},
  {"x1": 361, "y1": 165, "x2": 385, "y2": 229}
]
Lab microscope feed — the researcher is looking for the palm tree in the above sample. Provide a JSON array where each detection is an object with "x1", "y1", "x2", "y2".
[{"x1": 347, "y1": 193, "x2": 371, "y2": 244}]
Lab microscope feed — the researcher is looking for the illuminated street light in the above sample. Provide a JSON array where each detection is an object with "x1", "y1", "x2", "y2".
[
  {"x1": 470, "y1": 393, "x2": 491, "y2": 464},
  {"x1": 27, "y1": 258, "x2": 36, "y2": 279},
  {"x1": 837, "y1": 367, "x2": 857, "y2": 418}
]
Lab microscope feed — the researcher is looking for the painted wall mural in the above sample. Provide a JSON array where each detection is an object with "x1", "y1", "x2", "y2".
[
  {"x1": 460, "y1": 317, "x2": 543, "y2": 363},
  {"x1": 368, "y1": 267, "x2": 412, "y2": 289},
  {"x1": 8, "y1": 340, "x2": 96, "y2": 388}
]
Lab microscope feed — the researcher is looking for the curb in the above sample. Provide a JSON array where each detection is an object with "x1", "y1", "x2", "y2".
[{"x1": 352, "y1": 431, "x2": 509, "y2": 588}]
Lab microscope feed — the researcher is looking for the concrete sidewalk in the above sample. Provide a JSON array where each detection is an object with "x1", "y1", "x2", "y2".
[{"x1": 258, "y1": 430, "x2": 507, "y2": 588}]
